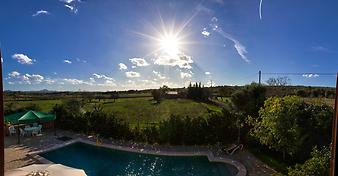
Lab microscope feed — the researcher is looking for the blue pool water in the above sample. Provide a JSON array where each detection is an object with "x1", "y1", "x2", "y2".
[{"x1": 40, "y1": 142, "x2": 237, "y2": 176}]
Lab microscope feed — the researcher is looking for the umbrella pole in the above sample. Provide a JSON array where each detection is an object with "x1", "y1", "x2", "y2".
[{"x1": 16, "y1": 126, "x2": 20, "y2": 144}]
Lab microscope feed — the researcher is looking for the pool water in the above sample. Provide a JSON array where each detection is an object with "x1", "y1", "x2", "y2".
[{"x1": 40, "y1": 142, "x2": 236, "y2": 176}]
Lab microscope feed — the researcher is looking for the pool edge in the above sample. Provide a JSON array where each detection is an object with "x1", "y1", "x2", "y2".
[{"x1": 28, "y1": 138, "x2": 247, "y2": 176}]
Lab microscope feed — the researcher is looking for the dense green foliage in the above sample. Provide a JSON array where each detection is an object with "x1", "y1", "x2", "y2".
[
  {"x1": 252, "y1": 96, "x2": 333, "y2": 161},
  {"x1": 276, "y1": 147, "x2": 330, "y2": 176},
  {"x1": 251, "y1": 96, "x2": 304, "y2": 159},
  {"x1": 231, "y1": 83, "x2": 266, "y2": 117},
  {"x1": 187, "y1": 82, "x2": 211, "y2": 101}
]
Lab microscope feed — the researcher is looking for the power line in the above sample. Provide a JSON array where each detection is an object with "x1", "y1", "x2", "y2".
[{"x1": 261, "y1": 72, "x2": 336, "y2": 76}]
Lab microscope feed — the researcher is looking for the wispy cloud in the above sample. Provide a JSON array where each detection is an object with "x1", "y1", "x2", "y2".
[
  {"x1": 63, "y1": 78, "x2": 92, "y2": 85},
  {"x1": 129, "y1": 58, "x2": 149, "y2": 67},
  {"x1": 201, "y1": 28, "x2": 210, "y2": 37},
  {"x1": 32, "y1": 10, "x2": 49, "y2": 17},
  {"x1": 153, "y1": 71, "x2": 166, "y2": 80},
  {"x1": 60, "y1": 0, "x2": 77, "y2": 3},
  {"x1": 92, "y1": 73, "x2": 114, "y2": 81},
  {"x1": 12, "y1": 53, "x2": 34, "y2": 64},
  {"x1": 212, "y1": 0, "x2": 224, "y2": 4},
  {"x1": 259, "y1": 0, "x2": 263, "y2": 20},
  {"x1": 210, "y1": 17, "x2": 250, "y2": 63},
  {"x1": 180, "y1": 72, "x2": 193, "y2": 79},
  {"x1": 76, "y1": 58, "x2": 87, "y2": 63},
  {"x1": 312, "y1": 46, "x2": 331, "y2": 53},
  {"x1": 63, "y1": 59, "x2": 72, "y2": 64},
  {"x1": 125, "y1": 71, "x2": 140, "y2": 78},
  {"x1": 302, "y1": 73, "x2": 319, "y2": 78},
  {"x1": 8, "y1": 71, "x2": 20, "y2": 78},
  {"x1": 205, "y1": 72, "x2": 211, "y2": 75},
  {"x1": 119, "y1": 63, "x2": 127, "y2": 70},
  {"x1": 195, "y1": 4, "x2": 213, "y2": 15},
  {"x1": 64, "y1": 4, "x2": 78, "y2": 14}
]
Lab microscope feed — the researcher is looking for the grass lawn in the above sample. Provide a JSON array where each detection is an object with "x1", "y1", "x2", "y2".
[
  {"x1": 4, "y1": 99, "x2": 63, "y2": 112},
  {"x1": 84, "y1": 97, "x2": 222, "y2": 125},
  {"x1": 5, "y1": 97, "x2": 222, "y2": 126},
  {"x1": 302, "y1": 97, "x2": 335, "y2": 107}
]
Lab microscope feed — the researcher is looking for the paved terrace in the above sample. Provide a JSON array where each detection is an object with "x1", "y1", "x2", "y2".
[{"x1": 5, "y1": 129, "x2": 276, "y2": 176}]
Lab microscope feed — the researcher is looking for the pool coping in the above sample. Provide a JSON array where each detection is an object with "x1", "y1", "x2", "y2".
[{"x1": 28, "y1": 138, "x2": 247, "y2": 176}]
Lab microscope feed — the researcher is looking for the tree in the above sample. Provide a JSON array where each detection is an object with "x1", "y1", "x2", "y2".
[
  {"x1": 111, "y1": 91, "x2": 119, "y2": 102},
  {"x1": 151, "y1": 89, "x2": 163, "y2": 103},
  {"x1": 187, "y1": 82, "x2": 210, "y2": 101},
  {"x1": 266, "y1": 76, "x2": 290, "y2": 86},
  {"x1": 251, "y1": 96, "x2": 303, "y2": 160},
  {"x1": 287, "y1": 147, "x2": 330, "y2": 176},
  {"x1": 231, "y1": 83, "x2": 266, "y2": 118}
]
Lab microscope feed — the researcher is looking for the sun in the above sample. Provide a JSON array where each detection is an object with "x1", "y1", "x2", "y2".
[{"x1": 159, "y1": 34, "x2": 180, "y2": 56}]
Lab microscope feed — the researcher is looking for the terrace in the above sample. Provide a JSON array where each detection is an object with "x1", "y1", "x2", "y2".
[{"x1": 4, "y1": 129, "x2": 280, "y2": 176}]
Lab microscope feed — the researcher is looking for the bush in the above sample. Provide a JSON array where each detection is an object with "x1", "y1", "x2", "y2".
[
  {"x1": 252, "y1": 95, "x2": 333, "y2": 161},
  {"x1": 287, "y1": 147, "x2": 330, "y2": 176},
  {"x1": 231, "y1": 83, "x2": 266, "y2": 118}
]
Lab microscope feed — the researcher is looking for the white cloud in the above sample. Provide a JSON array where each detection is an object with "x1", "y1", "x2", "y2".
[
  {"x1": 154, "y1": 53, "x2": 194, "y2": 69},
  {"x1": 312, "y1": 46, "x2": 331, "y2": 53},
  {"x1": 32, "y1": 10, "x2": 49, "y2": 17},
  {"x1": 63, "y1": 59, "x2": 72, "y2": 64},
  {"x1": 76, "y1": 58, "x2": 87, "y2": 63},
  {"x1": 64, "y1": 4, "x2": 78, "y2": 13},
  {"x1": 201, "y1": 28, "x2": 210, "y2": 37},
  {"x1": 97, "y1": 80, "x2": 117, "y2": 87},
  {"x1": 63, "y1": 78, "x2": 92, "y2": 85},
  {"x1": 259, "y1": 0, "x2": 263, "y2": 20},
  {"x1": 205, "y1": 72, "x2": 211, "y2": 75},
  {"x1": 19, "y1": 73, "x2": 44, "y2": 84},
  {"x1": 129, "y1": 58, "x2": 149, "y2": 67},
  {"x1": 89, "y1": 77, "x2": 95, "y2": 83},
  {"x1": 119, "y1": 63, "x2": 127, "y2": 70},
  {"x1": 210, "y1": 17, "x2": 250, "y2": 63},
  {"x1": 45, "y1": 78, "x2": 55, "y2": 85},
  {"x1": 8, "y1": 71, "x2": 20, "y2": 78},
  {"x1": 180, "y1": 72, "x2": 192, "y2": 79},
  {"x1": 8, "y1": 81, "x2": 14, "y2": 85},
  {"x1": 153, "y1": 71, "x2": 166, "y2": 79},
  {"x1": 302, "y1": 74, "x2": 319, "y2": 78},
  {"x1": 60, "y1": 0, "x2": 76, "y2": 3},
  {"x1": 125, "y1": 71, "x2": 140, "y2": 78},
  {"x1": 28, "y1": 74, "x2": 44, "y2": 82},
  {"x1": 12, "y1": 54, "x2": 34, "y2": 64},
  {"x1": 212, "y1": 0, "x2": 224, "y2": 4},
  {"x1": 92, "y1": 73, "x2": 114, "y2": 81},
  {"x1": 196, "y1": 4, "x2": 213, "y2": 14},
  {"x1": 233, "y1": 40, "x2": 249, "y2": 62}
]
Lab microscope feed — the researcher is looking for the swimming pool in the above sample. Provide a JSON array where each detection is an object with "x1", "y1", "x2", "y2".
[{"x1": 40, "y1": 142, "x2": 238, "y2": 176}]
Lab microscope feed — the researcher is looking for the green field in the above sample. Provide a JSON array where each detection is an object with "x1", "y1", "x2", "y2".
[{"x1": 5, "y1": 97, "x2": 223, "y2": 126}]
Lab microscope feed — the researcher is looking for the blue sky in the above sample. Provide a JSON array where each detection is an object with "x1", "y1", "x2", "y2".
[{"x1": 0, "y1": 0, "x2": 337, "y2": 91}]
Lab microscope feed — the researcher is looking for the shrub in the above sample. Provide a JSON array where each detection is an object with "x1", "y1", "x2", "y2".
[{"x1": 287, "y1": 147, "x2": 330, "y2": 176}]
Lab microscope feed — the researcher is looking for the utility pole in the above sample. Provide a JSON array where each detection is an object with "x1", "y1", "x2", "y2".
[
  {"x1": 210, "y1": 80, "x2": 213, "y2": 87},
  {"x1": 330, "y1": 73, "x2": 338, "y2": 176},
  {"x1": 0, "y1": 48, "x2": 4, "y2": 176},
  {"x1": 258, "y1": 70, "x2": 262, "y2": 85}
]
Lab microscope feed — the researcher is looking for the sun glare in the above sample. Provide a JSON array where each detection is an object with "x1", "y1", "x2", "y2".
[{"x1": 159, "y1": 34, "x2": 180, "y2": 56}]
